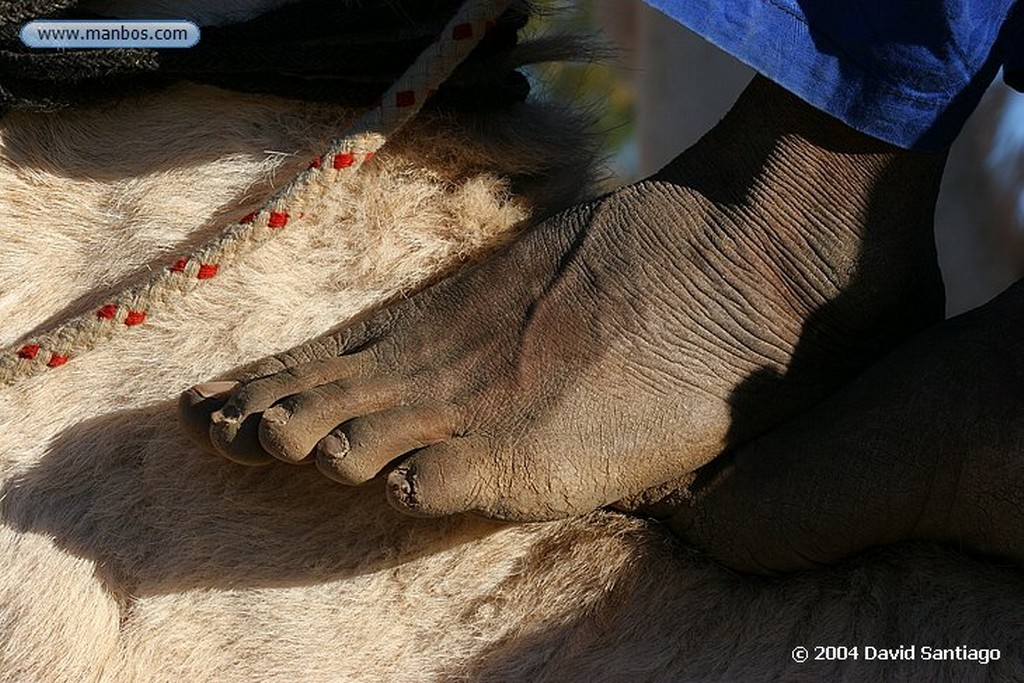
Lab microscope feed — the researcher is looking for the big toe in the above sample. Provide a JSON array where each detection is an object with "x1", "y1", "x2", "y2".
[{"x1": 385, "y1": 437, "x2": 581, "y2": 522}]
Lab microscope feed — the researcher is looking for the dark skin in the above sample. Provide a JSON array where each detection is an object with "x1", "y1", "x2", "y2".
[
  {"x1": 670, "y1": 277, "x2": 1024, "y2": 573},
  {"x1": 178, "y1": 76, "x2": 1021, "y2": 569}
]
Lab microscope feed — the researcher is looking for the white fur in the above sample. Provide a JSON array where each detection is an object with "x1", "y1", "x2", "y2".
[{"x1": 0, "y1": 83, "x2": 1021, "y2": 683}]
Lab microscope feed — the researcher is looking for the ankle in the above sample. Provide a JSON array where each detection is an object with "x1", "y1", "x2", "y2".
[{"x1": 663, "y1": 76, "x2": 948, "y2": 244}]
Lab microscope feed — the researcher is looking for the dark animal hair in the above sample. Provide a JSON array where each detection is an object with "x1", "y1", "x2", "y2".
[{"x1": 0, "y1": 0, "x2": 534, "y2": 111}]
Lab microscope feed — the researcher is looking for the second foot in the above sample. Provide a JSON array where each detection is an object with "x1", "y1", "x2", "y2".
[{"x1": 669, "y1": 278, "x2": 1024, "y2": 574}]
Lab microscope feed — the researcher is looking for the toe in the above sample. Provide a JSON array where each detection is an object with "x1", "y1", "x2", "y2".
[
  {"x1": 256, "y1": 377, "x2": 400, "y2": 463},
  {"x1": 221, "y1": 353, "x2": 375, "y2": 420},
  {"x1": 177, "y1": 381, "x2": 237, "y2": 454},
  {"x1": 387, "y1": 436, "x2": 609, "y2": 521},
  {"x1": 314, "y1": 407, "x2": 452, "y2": 484},
  {"x1": 207, "y1": 407, "x2": 277, "y2": 466},
  {"x1": 206, "y1": 353, "x2": 373, "y2": 462},
  {"x1": 179, "y1": 379, "x2": 276, "y2": 465},
  {"x1": 386, "y1": 437, "x2": 538, "y2": 520}
]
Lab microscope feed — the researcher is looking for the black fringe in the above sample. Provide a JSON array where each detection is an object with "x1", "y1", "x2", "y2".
[{"x1": 0, "y1": 0, "x2": 532, "y2": 111}]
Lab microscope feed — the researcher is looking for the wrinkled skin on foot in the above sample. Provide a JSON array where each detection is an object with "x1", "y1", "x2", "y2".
[
  {"x1": 179, "y1": 77, "x2": 947, "y2": 521},
  {"x1": 669, "y1": 278, "x2": 1024, "y2": 574}
]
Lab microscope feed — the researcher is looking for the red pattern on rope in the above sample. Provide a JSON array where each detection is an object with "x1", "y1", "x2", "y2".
[
  {"x1": 17, "y1": 345, "x2": 68, "y2": 367},
  {"x1": 7, "y1": 2, "x2": 500, "y2": 377},
  {"x1": 18, "y1": 344, "x2": 39, "y2": 360}
]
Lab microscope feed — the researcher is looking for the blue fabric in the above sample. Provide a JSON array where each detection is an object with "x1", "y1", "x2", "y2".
[{"x1": 643, "y1": 0, "x2": 1023, "y2": 150}]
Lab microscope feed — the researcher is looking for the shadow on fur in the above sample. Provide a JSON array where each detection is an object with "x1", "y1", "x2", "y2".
[{"x1": 0, "y1": 400, "x2": 510, "y2": 600}]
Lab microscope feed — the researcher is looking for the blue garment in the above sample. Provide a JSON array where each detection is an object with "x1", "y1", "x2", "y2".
[{"x1": 643, "y1": 0, "x2": 1023, "y2": 150}]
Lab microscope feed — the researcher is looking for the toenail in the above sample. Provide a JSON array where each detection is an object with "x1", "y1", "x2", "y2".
[
  {"x1": 317, "y1": 430, "x2": 350, "y2": 465},
  {"x1": 213, "y1": 405, "x2": 241, "y2": 423},
  {"x1": 192, "y1": 380, "x2": 238, "y2": 399},
  {"x1": 388, "y1": 466, "x2": 418, "y2": 508},
  {"x1": 262, "y1": 404, "x2": 292, "y2": 426}
]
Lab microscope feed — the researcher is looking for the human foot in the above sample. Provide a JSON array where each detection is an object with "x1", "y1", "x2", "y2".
[
  {"x1": 179, "y1": 77, "x2": 947, "y2": 520},
  {"x1": 669, "y1": 279, "x2": 1024, "y2": 574}
]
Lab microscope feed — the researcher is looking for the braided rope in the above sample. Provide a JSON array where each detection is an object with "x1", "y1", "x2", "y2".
[{"x1": 1, "y1": 0, "x2": 512, "y2": 386}]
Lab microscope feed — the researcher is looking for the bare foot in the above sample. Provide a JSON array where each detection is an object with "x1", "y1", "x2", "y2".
[
  {"x1": 179, "y1": 77, "x2": 947, "y2": 521},
  {"x1": 668, "y1": 279, "x2": 1024, "y2": 574}
]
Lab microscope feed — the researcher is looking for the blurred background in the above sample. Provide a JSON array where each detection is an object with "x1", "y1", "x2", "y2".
[{"x1": 534, "y1": 0, "x2": 1024, "y2": 317}]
